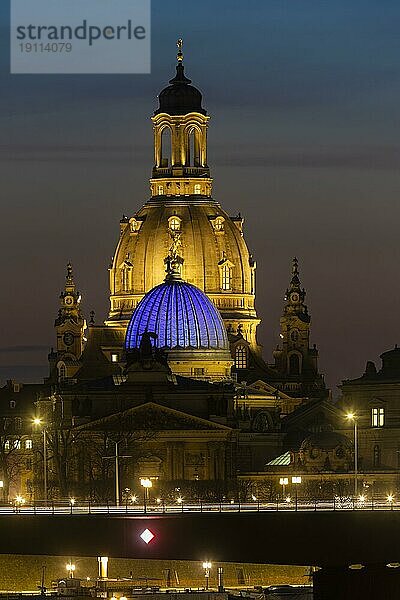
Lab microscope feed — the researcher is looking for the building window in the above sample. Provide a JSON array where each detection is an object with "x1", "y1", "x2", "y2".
[
  {"x1": 158, "y1": 185, "x2": 164, "y2": 195},
  {"x1": 289, "y1": 353, "x2": 301, "y2": 375},
  {"x1": 235, "y1": 345, "x2": 248, "y2": 369},
  {"x1": 58, "y1": 362, "x2": 66, "y2": 381},
  {"x1": 25, "y1": 439, "x2": 32, "y2": 450},
  {"x1": 9, "y1": 400, "x2": 15, "y2": 409},
  {"x1": 4, "y1": 441, "x2": 10, "y2": 451},
  {"x1": 372, "y1": 407, "x2": 385, "y2": 427},
  {"x1": 221, "y1": 264, "x2": 231, "y2": 290},
  {"x1": 111, "y1": 353, "x2": 119, "y2": 363},
  {"x1": 14, "y1": 417, "x2": 22, "y2": 431},
  {"x1": 168, "y1": 216, "x2": 181, "y2": 231},
  {"x1": 121, "y1": 268, "x2": 132, "y2": 292},
  {"x1": 373, "y1": 444, "x2": 381, "y2": 468},
  {"x1": 14, "y1": 440, "x2": 21, "y2": 450},
  {"x1": 193, "y1": 368, "x2": 205, "y2": 376},
  {"x1": 194, "y1": 183, "x2": 201, "y2": 194}
]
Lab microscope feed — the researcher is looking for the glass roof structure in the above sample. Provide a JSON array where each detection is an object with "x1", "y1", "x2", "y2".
[{"x1": 125, "y1": 278, "x2": 229, "y2": 351}]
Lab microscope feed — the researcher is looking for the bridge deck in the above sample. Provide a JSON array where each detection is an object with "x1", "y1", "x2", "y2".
[{"x1": 0, "y1": 511, "x2": 399, "y2": 568}]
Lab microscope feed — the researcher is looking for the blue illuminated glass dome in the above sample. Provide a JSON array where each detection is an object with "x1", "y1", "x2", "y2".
[{"x1": 125, "y1": 276, "x2": 229, "y2": 352}]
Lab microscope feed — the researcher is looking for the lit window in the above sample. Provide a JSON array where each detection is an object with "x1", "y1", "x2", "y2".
[
  {"x1": 111, "y1": 353, "x2": 119, "y2": 363},
  {"x1": 158, "y1": 185, "x2": 164, "y2": 195},
  {"x1": 25, "y1": 439, "x2": 33, "y2": 450},
  {"x1": 15, "y1": 440, "x2": 21, "y2": 450},
  {"x1": 15, "y1": 417, "x2": 22, "y2": 431},
  {"x1": 4, "y1": 441, "x2": 10, "y2": 451},
  {"x1": 168, "y1": 216, "x2": 181, "y2": 231},
  {"x1": 372, "y1": 407, "x2": 385, "y2": 427},
  {"x1": 194, "y1": 184, "x2": 201, "y2": 194},
  {"x1": 221, "y1": 264, "x2": 231, "y2": 290},
  {"x1": 235, "y1": 345, "x2": 248, "y2": 369},
  {"x1": 58, "y1": 363, "x2": 66, "y2": 381}
]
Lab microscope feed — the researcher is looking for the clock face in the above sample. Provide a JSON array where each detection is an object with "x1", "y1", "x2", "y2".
[
  {"x1": 64, "y1": 296, "x2": 73, "y2": 306},
  {"x1": 291, "y1": 293, "x2": 299, "y2": 303},
  {"x1": 63, "y1": 332, "x2": 74, "y2": 347}
]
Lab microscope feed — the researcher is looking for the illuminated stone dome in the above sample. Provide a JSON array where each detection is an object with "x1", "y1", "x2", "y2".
[
  {"x1": 106, "y1": 41, "x2": 261, "y2": 360},
  {"x1": 125, "y1": 271, "x2": 233, "y2": 380}
]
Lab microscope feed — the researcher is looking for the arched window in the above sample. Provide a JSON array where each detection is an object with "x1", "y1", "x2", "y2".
[
  {"x1": 194, "y1": 183, "x2": 201, "y2": 194},
  {"x1": 373, "y1": 444, "x2": 381, "y2": 467},
  {"x1": 168, "y1": 216, "x2": 181, "y2": 231},
  {"x1": 157, "y1": 185, "x2": 164, "y2": 195},
  {"x1": 25, "y1": 439, "x2": 33, "y2": 450},
  {"x1": 58, "y1": 362, "x2": 66, "y2": 381},
  {"x1": 160, "y1": 127, "x2": 172, "y2": 167},
  {"x1": 14, "y1": 417, "x2": 22, "y2": 431},
  {"x1": 235, "y1": 345, "x2": 248, "y2": 369},
  {"x1": 187, "y1": 128, "x2": 200, "y2": 166},
  {"x1": 289, "y1": 353, "x2": 300, "y2": 375}
]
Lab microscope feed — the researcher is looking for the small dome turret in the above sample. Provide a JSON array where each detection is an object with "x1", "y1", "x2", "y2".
[{"x1": 155, "y1": 39, "x2": 206, "y2": 116}]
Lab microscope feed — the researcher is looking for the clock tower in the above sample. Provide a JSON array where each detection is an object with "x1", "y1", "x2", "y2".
[
  {"x1": 270, "y1": 258, "x2": 328, "y2": 400},
  {"x1": 48, "y1": 263, "x2": 86, "y2": 382}
]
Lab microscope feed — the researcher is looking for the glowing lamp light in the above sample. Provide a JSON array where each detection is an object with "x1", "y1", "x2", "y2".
[
  {"x1": 140, "y1": 528, "x2": 155, "y2": 544},
  {"x1": 140, "y1": 478, "x2": 153, "y2": 489},
  {"x1": 387, "y1": 494, "x2": 394, "y2": 504},
  {"x1": 279, "y1": 477, "x2": 288, "y2": 486},
  {"x1": 202, "y1": 561, "x2": 212, "y2": 570},
  {"x1": 131, "y1": 495, "x2": 137, "y2": 504},
  {"x1": 285, "y1": 496, "x2": 292, "y2": 503},
  {"x1": 346, "y1": 412, "x2": 356, "y2": 421},
  {"x1": 70, "y1": 498, "x2": 75, "y2": 505},
  {"x1": 292, "y1": 476, "x2": 302, "y2": 484},
  {"x1": 177, "y1": 496, "x2": 183, "y2": 504},
  {"x1": 359, "y1": 494, "x2": 366, "y2": 503},
  {"x1": 15, "y1": 495, "x2": 25, "y2": 504},
  {"x1": 33, "y1": 417, "x2": 42, "y2": 426}
]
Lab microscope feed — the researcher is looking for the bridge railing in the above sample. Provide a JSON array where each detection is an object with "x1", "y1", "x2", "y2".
[{"x1": 4, "y1": 497, "x2": 400, "y2": 515}]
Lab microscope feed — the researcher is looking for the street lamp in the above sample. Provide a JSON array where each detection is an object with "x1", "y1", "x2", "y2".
[
  {"x1": 33, "y1": 417, "x2": 47, "y2": 504},
  {"x1": 202, "y1": 561, "x2": 212, "y2": 590},
  {"x1": 279, "y1": 477, "x2": 288, "y2": 499},
  {"x1": 346, "y1": 413, "x2": 358, "y2": 498},
  {"x1": 140, "y1": 478, "x2": 152, "y2": 513},
  {"x1": 291, "y1": 476, "x2": 302, "y2": 508},
  {"x1": 66, "y1": 562, "x2": 75, "y2": 578}
]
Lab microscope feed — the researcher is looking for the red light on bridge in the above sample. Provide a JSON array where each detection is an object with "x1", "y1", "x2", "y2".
[{"x1": 140, "y1": 528, "x2": 155, "y2": 544}]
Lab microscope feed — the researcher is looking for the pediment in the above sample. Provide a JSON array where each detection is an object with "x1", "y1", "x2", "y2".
[{"x1": 77, "y1": 402, "x2": 231, "y2": 433}]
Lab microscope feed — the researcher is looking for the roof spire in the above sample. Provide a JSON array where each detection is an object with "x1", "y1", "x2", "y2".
[
  {"x1": 176, "y1": 38, "x2": 183, "y2": 63},
  {"x1": 290, "y1": 256, "x2": 301, "y2": 288},
  {"x1": 66, "y1": 262, "x2": 73, "y2": 283}
]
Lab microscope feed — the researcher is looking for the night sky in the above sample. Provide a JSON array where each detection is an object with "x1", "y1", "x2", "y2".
[{"x1": 1, "y1": 0, "x2": 400, "y2": 394}]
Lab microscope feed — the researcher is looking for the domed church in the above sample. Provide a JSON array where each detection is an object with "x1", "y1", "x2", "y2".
[{"x1": 48, "y1": 40, "x2": 326, "y2": 403}]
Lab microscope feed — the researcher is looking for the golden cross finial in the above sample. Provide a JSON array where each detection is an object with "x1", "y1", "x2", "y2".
[{"x1": 176, "y1": 38, "x2": 183, "y2": 62}]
